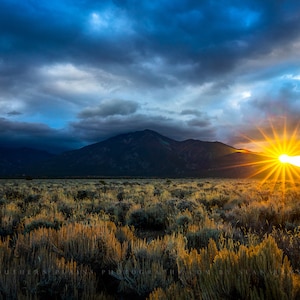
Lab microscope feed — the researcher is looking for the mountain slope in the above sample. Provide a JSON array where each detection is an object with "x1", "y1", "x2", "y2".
[
  {"x1": 32, "y1": 129, "x2": 252, "y2": 177},
  {"x1": 0, "y1": 130, "x2": 263, "y2": 178},
  {"x1": 0, "y1": 147, "x2": 54, "y2": 176}
]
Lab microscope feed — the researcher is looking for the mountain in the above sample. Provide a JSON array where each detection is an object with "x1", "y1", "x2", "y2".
[
  {"x1": 0, "y1": 147, "x2": 55, "y2": 177},
  {"x1": 0, "y1": 130, "x2": 264, "y2": 178},
  {"x1": 28, "y1": 129, "x2": 259, "y2": 177}
]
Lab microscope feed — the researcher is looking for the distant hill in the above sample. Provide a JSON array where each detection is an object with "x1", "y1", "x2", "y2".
[{"x1": 25, "y1": 129, "x2": 261, "y2": 178}]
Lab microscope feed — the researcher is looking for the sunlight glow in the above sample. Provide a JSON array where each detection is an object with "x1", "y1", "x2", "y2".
[
  {"x1": 279, "y1": 154, "x2": 289, "y2": 163},
  {"x1": 245, "y1": 118, "x2": 300, "y2": 192},
  {"x1": 242, "y1": 91, "x2": 252, "y2": 98},
  {"x1": 279, "y1": 154, "x2": 300, "y2": 167},
  {"x1": 220, "y1": 117, "x2": 300, "y2": 193}
]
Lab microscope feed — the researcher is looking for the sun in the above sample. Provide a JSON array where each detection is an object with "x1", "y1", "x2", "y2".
[
  {"x1": 278, "y1": 154, "x2": 300, "y2": 167},
  {"x1": 244, "y1": 117, "x2": 300, "y2": 192},
  {"x1": 224, "y1": 117, "x2": 300, "y2": 193},
  {"x1": 279, "y1": 154, "x2": 289, "y2": 164}
]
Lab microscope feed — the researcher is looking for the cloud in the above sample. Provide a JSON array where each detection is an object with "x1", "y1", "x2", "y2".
[
  {"x1": 7, "y1": 110, "x2": 22, "y2": 116},
  {"x1": 187, "y1": 119, "x2": 211, "y2": 128},
  {"x1": 1, "y1": 0, "x2": 300, "y2": 152},
  {"x1": 0, "y1": 118, "x2": 81, "y2": 153},
  {"x1": 1, "y1": 0, "x2": 299, "y2": 87},
  {"x1": 70, "y1": 113, "x2": 216, "y2": 143},
  {"x1": 180, "y1": 109, "x2": 203, "y2": 117},
  {"x1": 78, "y1": 99, "x2": 139, "y2": 118}
]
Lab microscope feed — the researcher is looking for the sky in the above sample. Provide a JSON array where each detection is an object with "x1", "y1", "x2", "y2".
[{"x1": 1, "y1": 0, "x2": 300, "y2": 153}]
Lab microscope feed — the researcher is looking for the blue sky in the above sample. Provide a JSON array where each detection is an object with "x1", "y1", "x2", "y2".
[{"x1": 1, "y1": 0, "x2": 300, "y2": 153}]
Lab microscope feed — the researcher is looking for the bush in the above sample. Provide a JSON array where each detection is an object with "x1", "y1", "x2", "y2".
[
  {"x1": 128, "y1": 205, "x2": 168, "y2": 231},
  {"x1": 75, "y1": 190, "x2": 96, "y2": 200},
  {"x1": 24, "y1": 219, "x2": 61, "y2": 233},
  {"x1": 176, "y1": 237, "x2": 300, "y2": 299},
  {"x1": 113, "y1": 234, "x2": 185, "y2": 297},
  {"x1": 176, "y1": 199, "x2": 197, "y2": 212},
  {"x1": 186, "y1": 228, "x2": 221, "y2": 250},
  {"x1": 115, "y1": 202, "x2": 132, "y2": 225}
]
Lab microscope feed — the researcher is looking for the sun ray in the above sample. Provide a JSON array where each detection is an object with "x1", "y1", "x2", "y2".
[
  {"x1": 283, "y1": 117, "x2": 287, "y2": 154},
  {"x1": 230, "y1": 117, "x2": 300, "y2": 193}
]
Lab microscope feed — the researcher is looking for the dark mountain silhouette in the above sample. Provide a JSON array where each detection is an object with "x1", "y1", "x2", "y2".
[
  {"x1": 24, "y1": 129, "x2": 261, "y2": 178},
  {"x1": 0, "y1": 130, "x2": 266, "y2": 178},
  {"x1": 0, "y1": 147, "x2": 54, "y2": 177}
]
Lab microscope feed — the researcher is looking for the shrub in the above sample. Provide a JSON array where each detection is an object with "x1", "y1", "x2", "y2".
[
  {"x1": 271, "y1": 228, "x2": 300, "y2": 272},
  {"x1": 176, "y1": 199, "x2": 197, "y2": 212},
  {"x1": 24, "y1": 219, "x2": 61, "y2": 233},
  {"x1": 113, "y1": 234, "x2": 186, "y2": 297},
  {"x1": 75, "y1": 190, "x2": 96, "y2": 200},
  {"x1": 171, "y1": 189, "x2": 194, "y2": 199},
  {"x1": 210, "y1": 195, "x2": 229, "y2": 208},
  {"x1": 117, "y1": 191, "x2": 125, "y2": 201},
  {"x1": 177, "y1": 237, "x2": 300, "y2": 299},
  {"x1": 113, "y1": 256, "x2": 173, "y2": 297},
  {"x1": 115, "y1": 202, "x2": 132, "y2": 225},
  {"x1": 128, "y1": 205, "x2": 168, "y2": 231},
  {"x1": 148, "y1": 283, "x2": 193, "y2": 300},
  {"x1": 128, "y1": 209, "x2": 148, "y2": 229},
  {"x1": 57, "y1": 221, "x2": 127, "y2": 272},
  {"x1": 58, "y1": 202, "x2": 74, "y2": 218},
  {"x1": 176, "y1": 215, "x2": 192, "y2": 228},
  {"x1": 24, "y1": 193, "x2": 41, "y2": 204},
  {"x1": 186, "y1": 228, "x2": 221, "y2": 250}
]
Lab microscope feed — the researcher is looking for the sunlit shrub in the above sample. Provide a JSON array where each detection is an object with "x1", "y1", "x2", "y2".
[
  {"x1": 113, "y1": 233, "x2": 186, "y2": 297},
  {"x1": 57, "y1": 221, "x2": 127, "y2": 272},
  {"x1": 148, "y1": 283, "x2": 193, "y2": 300},
  {"x1": 177, "y1": 236, "x2": 300, "y2": 299},
  {"x1": 271, "y1": 228, "x2": 300, "y2": 272}
]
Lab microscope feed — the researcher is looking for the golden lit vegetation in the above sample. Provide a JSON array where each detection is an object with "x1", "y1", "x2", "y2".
[{"x1": 0, "y1": 178, "x2": 300, "y2": 299}]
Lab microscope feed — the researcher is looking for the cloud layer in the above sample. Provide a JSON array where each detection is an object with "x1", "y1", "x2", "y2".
[{"x1": 1, "y1": 0, "x2": 300, "y2": 152}]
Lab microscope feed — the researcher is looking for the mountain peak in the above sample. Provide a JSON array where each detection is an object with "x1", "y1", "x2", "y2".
[
  {"x1": 1, "y1": 130, "x2": 259, "y2": 178},
  {"x1": 29, "y1": 129, "x2": 244, "y2": 177}
]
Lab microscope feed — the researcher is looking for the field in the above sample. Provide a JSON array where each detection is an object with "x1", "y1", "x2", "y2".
[{"x1": 1, "y1": 178, "x2": 300, "y2": 299}]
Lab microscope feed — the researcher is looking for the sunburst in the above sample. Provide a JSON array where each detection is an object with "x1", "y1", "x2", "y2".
[
  {"x1": 241, "y1": 117, "x2": 300, "y2": 192},
  {"x1": 219, "y1": 117, "x2": 300, "y2": 193}
]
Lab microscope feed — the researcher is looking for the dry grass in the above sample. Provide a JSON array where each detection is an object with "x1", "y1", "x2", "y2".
[{"x1": 0, "y1": 178, "x2": 300, "y2": 299}]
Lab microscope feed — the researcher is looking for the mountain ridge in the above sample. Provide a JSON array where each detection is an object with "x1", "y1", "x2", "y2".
[{"x1": 0, "y1": 129, "x2": 260, "y2": 178}]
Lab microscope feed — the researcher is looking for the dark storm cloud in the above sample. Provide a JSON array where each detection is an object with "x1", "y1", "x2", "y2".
[
  {"x1": 0, "y1": 118, "x2": 52, "y2": 134},
  {"x1": 78, "y1": 99, "x2": 139, "y2": 118},
  {"x1": 110, "y1": 0, "x2": 300, "y2": 83},
  {"x1": 0, "y1": 118, "x2": 81, "y2": 153},
  {"x1": 180, "y1": 109, "x2": 203, "y2": 117},
  {"x1": 1, "y1": 0, "x2": 300, "y2": 86},
  {"x1": 7, "y1": 111, "x2": 22, "y2": 116},
  {"x1": 70, "y1": 113, "x2": 215, "y2": 143},
  {"x1": 1, "y1": 0, "x2": 300, "y2": 150},
  {"x1": 187, "y1": 119, "x2": 211, "y2": 128}
]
